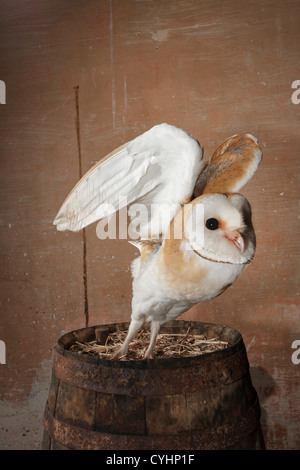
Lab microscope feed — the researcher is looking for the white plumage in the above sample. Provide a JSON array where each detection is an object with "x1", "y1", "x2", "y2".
[
  {"x1": 54, "y1": 123, "x2": 262, "y2": 359},
  {"x1": 54, "y1": 124, "x2": 204, "y2": 238}
]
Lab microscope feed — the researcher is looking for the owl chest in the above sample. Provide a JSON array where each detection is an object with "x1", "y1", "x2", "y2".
[{"x1": 156, "y1": 249, "x2": 243, "y2": 302}]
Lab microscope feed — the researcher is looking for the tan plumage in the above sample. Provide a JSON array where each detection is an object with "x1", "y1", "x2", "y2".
[
  {"x1": 193, "y1": 134, "x2": 262, "y2": 196},
  {"x1": 54, "y1": 124, "x2": 262, "y2": 359}
]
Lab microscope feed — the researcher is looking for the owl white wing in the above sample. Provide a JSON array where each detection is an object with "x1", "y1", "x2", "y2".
[
  {"x1": 54, "y1": 123, "x2": 204, "y2": 239},
  {"x1": 193, "y1": 134, "x2": 262, "y2": 197}
]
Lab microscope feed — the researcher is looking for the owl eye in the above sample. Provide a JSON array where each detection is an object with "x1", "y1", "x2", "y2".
[{"x1": 206, "y1": 218, "x2": 219, "y2": 230}]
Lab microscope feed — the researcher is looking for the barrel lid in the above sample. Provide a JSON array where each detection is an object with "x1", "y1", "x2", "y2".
[{"x1": 56, "y1": 320, "x2": 244, "y2": 370}]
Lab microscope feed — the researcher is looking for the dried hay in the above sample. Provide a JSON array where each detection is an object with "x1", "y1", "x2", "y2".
[{"x1": 70, "y1": 327, "x2": 229, "y2": 360}]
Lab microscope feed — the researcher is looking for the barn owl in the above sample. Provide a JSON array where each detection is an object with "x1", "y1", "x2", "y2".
[{"x1": 54, "y1": 124, "x2": 262, "y2": 359}]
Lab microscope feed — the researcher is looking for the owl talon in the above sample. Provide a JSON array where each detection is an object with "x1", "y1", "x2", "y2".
[
  {"x1": 143, "y1": 351, "x2": 153, "y2": 360},
  {"x1": 110, "y1": 348, "x2": 127, "y2": 360}
]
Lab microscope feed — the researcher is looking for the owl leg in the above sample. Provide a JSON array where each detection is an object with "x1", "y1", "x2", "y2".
[
  {"x1": 111, "y1": 317, "x2": 144, "y2": 359},
  {"x1": 144, "y1": 320, "x2": 161, "y2": 359}
]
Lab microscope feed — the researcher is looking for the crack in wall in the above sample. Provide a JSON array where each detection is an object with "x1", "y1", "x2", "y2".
[{"x1": 74, "y1": 85, "x2": 89, "y2": 327}]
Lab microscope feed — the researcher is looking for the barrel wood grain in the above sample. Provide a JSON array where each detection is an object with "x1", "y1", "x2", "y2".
[{"x1": 42, "y1": 320, "x2": 265, "y2": 450}]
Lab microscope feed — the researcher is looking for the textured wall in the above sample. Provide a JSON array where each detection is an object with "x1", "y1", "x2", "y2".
[{"x1": 0, "y1": 0, "x2": 299, "y2": 449}]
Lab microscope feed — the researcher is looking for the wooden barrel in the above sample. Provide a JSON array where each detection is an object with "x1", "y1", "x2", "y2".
[{"x1": 42, "y1": 320, "x2": 265, "y2": 450}]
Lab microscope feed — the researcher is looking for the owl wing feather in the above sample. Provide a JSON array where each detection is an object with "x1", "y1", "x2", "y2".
[
  {"x1": 193, "y1": 134, "x2": 262, "y2": 197},
  {"x1": 53, "y1": 123, "x2": 204, "y2": 239}
]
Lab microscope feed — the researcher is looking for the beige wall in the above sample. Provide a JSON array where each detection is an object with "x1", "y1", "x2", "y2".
[{"x1": 0, "y1": 0, "x2": 299, "y2": 449}]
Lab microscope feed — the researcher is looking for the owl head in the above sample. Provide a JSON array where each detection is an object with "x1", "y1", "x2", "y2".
[{"x1": 184, "y1": 193, "x2": 256, "y2": 265}]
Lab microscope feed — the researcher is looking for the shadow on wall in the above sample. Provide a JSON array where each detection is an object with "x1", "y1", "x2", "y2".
[{"x1": 250, "y1": 366, "x2": 277, "y2": 449}]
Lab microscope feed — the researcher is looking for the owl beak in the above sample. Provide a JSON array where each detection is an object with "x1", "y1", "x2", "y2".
[{"x1": 225, "y1": 230, "x2": 245, "y2": 252}]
